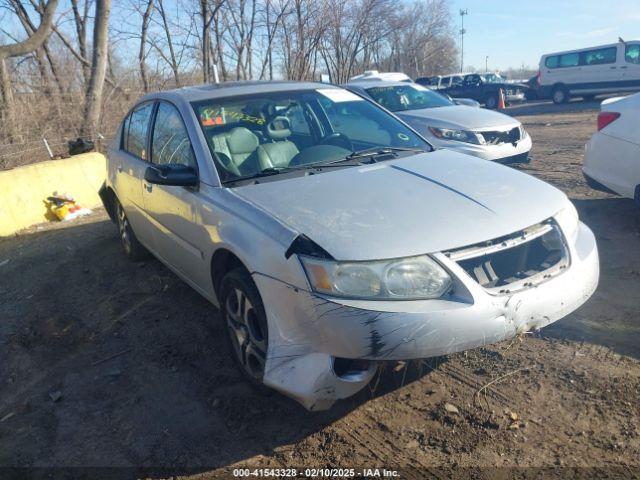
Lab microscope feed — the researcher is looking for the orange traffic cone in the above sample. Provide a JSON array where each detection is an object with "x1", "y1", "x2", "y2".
[{"x1": 497, "y1": 88, "x2": 506, "y2": 110}]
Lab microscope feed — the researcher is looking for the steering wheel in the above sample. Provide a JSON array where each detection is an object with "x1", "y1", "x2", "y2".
[{"x1": 320, "y1": 132, "x2": 353, "y2": 151}]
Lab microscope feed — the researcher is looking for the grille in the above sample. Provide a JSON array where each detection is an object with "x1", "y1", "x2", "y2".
[
  {"x1": 480, "y1": 127, "x2": 521, "y2": 145},
  {"x1": 444, "y1": 220, "x2": 569, "y2": 294}
]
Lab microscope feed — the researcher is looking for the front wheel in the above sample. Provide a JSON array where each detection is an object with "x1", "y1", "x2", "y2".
[{"x1": 220, "y1": 268, "x2": 270, "y2": 390}]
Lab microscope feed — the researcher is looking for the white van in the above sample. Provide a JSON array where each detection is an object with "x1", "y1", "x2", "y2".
[{"x1": 538, "y1": 40, "x2": 640, "y2": 103}]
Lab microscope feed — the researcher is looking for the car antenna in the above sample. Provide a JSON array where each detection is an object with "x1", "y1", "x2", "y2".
[{"x1": 213, "y1": 63, "x2": 220, "y2": 87}]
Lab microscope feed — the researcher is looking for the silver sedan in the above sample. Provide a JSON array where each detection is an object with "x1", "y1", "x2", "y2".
[
  {"x1": 345, "y1": 81, "x2": 532, "y2": 164},
  {"x1": 100, "y1": 81, "x2": 598, "y2": 410}
]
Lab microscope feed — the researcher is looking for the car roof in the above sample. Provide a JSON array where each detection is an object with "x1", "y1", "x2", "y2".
[
  {"x1": 540, "y1": 40, "x2": 640, "y2": 58},
  {"x1": 137, "y1": 80, "x2": 335, "y2": 104},
  {"x1": 344, "y1": 80, "x2": 420, "y2": 89}
]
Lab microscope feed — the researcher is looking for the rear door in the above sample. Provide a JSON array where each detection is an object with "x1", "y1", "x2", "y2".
[
  {"x1": 111, "y1": 101, "x2": 156, "y2": 246},
  {"x1": 141, "y1": 101, "x2": 210, "y2": 288},
  {"x1": 542, "y1": 52, "x2": 582, "y2": 90},
  {"x1": 446, "y1": 75, "x2": 466, "y2": 97},
  {"x1": 622, "y1": 42, "x2": 640, "y2": 93}
]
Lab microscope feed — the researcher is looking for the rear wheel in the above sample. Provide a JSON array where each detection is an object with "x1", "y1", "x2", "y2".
[
  {"x1": 552, "y1": 86, "x2": 569, "y2": 104},
  {"x1": 116, "y1": 200, "x2": 149, "y2": 261},
  {"x1": 220, "y1": 268, "x2": 270, "y2": 390},
  {"x1": 484, "y1": 93, "x2": 499, "y2": 109}
]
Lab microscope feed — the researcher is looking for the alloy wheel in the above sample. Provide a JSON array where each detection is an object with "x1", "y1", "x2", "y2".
[
  {"x1": 117, "y1": 205, "x2": 132, "y2": 255},
  {"x1": 225, "y1": 287, "x2": 267, "y2": 379}
]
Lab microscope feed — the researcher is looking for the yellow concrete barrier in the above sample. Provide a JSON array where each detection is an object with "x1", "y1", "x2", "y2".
[{"x1": 0, "y1": 152, "x2": 106, "y2": 236}]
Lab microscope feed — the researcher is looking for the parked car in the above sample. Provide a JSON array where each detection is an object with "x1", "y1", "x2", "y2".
[
  {"x1": 439, "y1": 91, "x2": 481, "y2": 108},
  {"x1": 538, "y1": 40, "x2": 640, "y2": 104},
  {"x1": 348, "y1": 70, "x2": 412, "y2": 83},
  {"x1": 345, "y1": 80, "x2": 531, "y2": 164},
  {"x1": 524, "y1": 75, "x2": 540, "y2": 100},
  {"x1": 583, "y1": 93, "x2": 640, "y2": 205},
  {"x1": 416, "y1": 73, "x2": 463, "y2": 91},
  {"x1": 100, "y1": 81, "x2": 599, "y2": 411},
  {"x1": 417, "y1": 73, "x2": 527, "y2": 108},
  {"x1": 415, "y1": 75, "x2": 441, "y2": 89}
]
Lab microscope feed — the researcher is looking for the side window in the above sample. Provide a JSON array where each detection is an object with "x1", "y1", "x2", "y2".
[
  {"x1": 626, "y1": 44, "x2": 640, "y2": 64},
  {"x1": 545, "y1": 56, "x2": 559, "y2": 68},
  {"x1": 124, "y1": 102, "x2": 154, "y2": 160},
  {"x1": 559, "y1": 53, "x2": 580, "y2": 68},
  {"x1": 451, "y1": 76, "x2": 464, "y2": 87},
  {"x1": 151, "y1": 102, "x2": 197, "y2": 169},
  {"x1": 582, "y1": 47, "x2": 617, "y2": 65},
  {"x1": 465, "y1": 75, "x2": 480, "y2": 86}
]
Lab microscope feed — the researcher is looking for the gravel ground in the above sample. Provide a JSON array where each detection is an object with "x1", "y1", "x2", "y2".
[{"x1": 1, "y1": 105, "x2": 639, "y2": 479}]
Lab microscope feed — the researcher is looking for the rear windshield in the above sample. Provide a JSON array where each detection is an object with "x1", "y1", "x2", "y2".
[{"x1": 365, "y1": 84, "x2": 452, "y2": 112}]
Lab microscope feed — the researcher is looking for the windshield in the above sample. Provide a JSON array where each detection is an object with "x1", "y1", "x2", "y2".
[
  {"x1": 365, "y1": 84, "x2": 453, "y2": 112},
  {"x1": 192, "y1": 88, "x2": 430, "y2": 183}
]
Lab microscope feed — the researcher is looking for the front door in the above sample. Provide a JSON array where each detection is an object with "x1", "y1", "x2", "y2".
[{"x1": 141, "y1": 101, "x2": 210, "y2": 289}]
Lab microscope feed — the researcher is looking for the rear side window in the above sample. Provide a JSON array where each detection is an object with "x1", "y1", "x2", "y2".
[
  {"x1": 582, "y1": 47, "x2": 617, "y2": 65},
  {"x1": 122, "y1": 102, "x2": 154, "y2": 160},
  {"x1": 545, "y1": 53, "x2": 580, "y2": 68},
  {"x1": 559, "y1": 53, "x2": 580, "y2": 68},
  {"x1": 451, "y1": 76, "x2": 464, "y2": 87},
  {"x1": 545, "y1": 56, "x2": 559, "y2": 68},
  {"x1": 151, "y1": 102, "x2": 197, "y2": 169},
  {"x1": 626, "y1": 44, "x2": 640, "y2": 64}
]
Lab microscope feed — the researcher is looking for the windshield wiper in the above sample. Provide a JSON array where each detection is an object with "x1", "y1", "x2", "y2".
[
  {"x1": 345, "y1": 146, "x2": 426, "y2": 162},
  {"x1": 221, "y1": 162, "x2": 361, "y2": 185}
]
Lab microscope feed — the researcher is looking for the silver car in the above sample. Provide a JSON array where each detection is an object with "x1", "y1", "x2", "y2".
[
  {"x1": 100, "y1": 81, "x2": 599, "y2": 410},
  {"x1": 345, "y1": 81, "x2": 532, "y2": 164}
]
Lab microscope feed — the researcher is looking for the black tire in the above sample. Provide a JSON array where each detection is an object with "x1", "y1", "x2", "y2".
[
  {"x1": 115, "y1": 200, "x2": 149, "y2": 261},
  {"x1": 552, "y1": 85, "x2": 569, "y2": 104},
  {"x1": 220, "y1": 267, "x2": 271, "y2": 392},
  {"x1": 484, "y1": 93, "x2": 499, "y2": 109}
]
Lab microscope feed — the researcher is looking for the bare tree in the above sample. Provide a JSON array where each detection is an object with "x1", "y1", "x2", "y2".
[
  {"x1": 81, "y1": 0, "x2": 111, "y2": 138},
  {"x1": 156, "y1": 0, "x2": 181, "y2": 86},
  {"x1": 138, "y1": 0, "x2": 154, "y2": 91},
  {"x1": 0, "y1": 0, "x2": 59, "y2": 140}
]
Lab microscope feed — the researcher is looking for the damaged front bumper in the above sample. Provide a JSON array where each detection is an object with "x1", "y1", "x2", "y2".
[{"x1": 254, "y1": 222, "x2": 598, "y2": 411}]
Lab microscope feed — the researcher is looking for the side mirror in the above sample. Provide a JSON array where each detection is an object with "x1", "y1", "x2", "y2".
[{"x1": 144, "y1": 164, "x2": 198, "y2": 187}]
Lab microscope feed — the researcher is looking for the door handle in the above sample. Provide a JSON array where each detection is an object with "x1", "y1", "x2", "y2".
[
  {"x1": 144, "y1": 183, "x2": 153, "y2": 193},
  {"x1": 620, "y1": 66, "x2": 628, "y2": 69},
  {"x1": 610, "y1": 66, "x2": 617, "y2": 69}
]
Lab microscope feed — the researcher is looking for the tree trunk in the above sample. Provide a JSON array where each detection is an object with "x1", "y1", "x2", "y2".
[
  {"x1": 81, "y1": 0, "x2": 110, "y2": 139},
  {"x1": 139, "y1": 0, "x2": 154, "y2": 92},
  {"x1": 0, "y1": 59, "x2": 16, "y2": 141}
]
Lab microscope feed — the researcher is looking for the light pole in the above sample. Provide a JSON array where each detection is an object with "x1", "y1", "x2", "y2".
[
  {"x1": 459, "y1": 8, "x2": 468, "y2": 72},
  {"x1": 485, "y1": 56, "x2": 489, "y2": 73}
]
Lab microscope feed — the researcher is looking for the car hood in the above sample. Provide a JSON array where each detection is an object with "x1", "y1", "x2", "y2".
[
  {"x1": 397, "y1": 105, "x2": 519, "y2": 131},
  {"x1": 233, "y1": 150, "x2": 568, "y2": 261}
]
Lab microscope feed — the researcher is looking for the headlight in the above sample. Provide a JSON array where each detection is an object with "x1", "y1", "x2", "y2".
[
  {"x1": 300, "y1": 254, "x2": 452, "y2": 300},
  {"x1": 555, "y1": 202, "x2": 579, "y2": 241},
  {"x1": 428, "y1": 126, "x2": 482, "y2": 145},
  {"x1": 519, "y1": 126, "x2": 529, "y2": 139}
]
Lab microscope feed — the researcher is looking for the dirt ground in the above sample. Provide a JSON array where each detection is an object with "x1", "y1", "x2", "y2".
[{"x1": 1, "y1": 104, "x2": 639, "y2": 479}]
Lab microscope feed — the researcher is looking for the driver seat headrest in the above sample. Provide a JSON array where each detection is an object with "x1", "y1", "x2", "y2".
[{"x1": 265, "y1": 116, "x2": 292, "y2": 140}]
